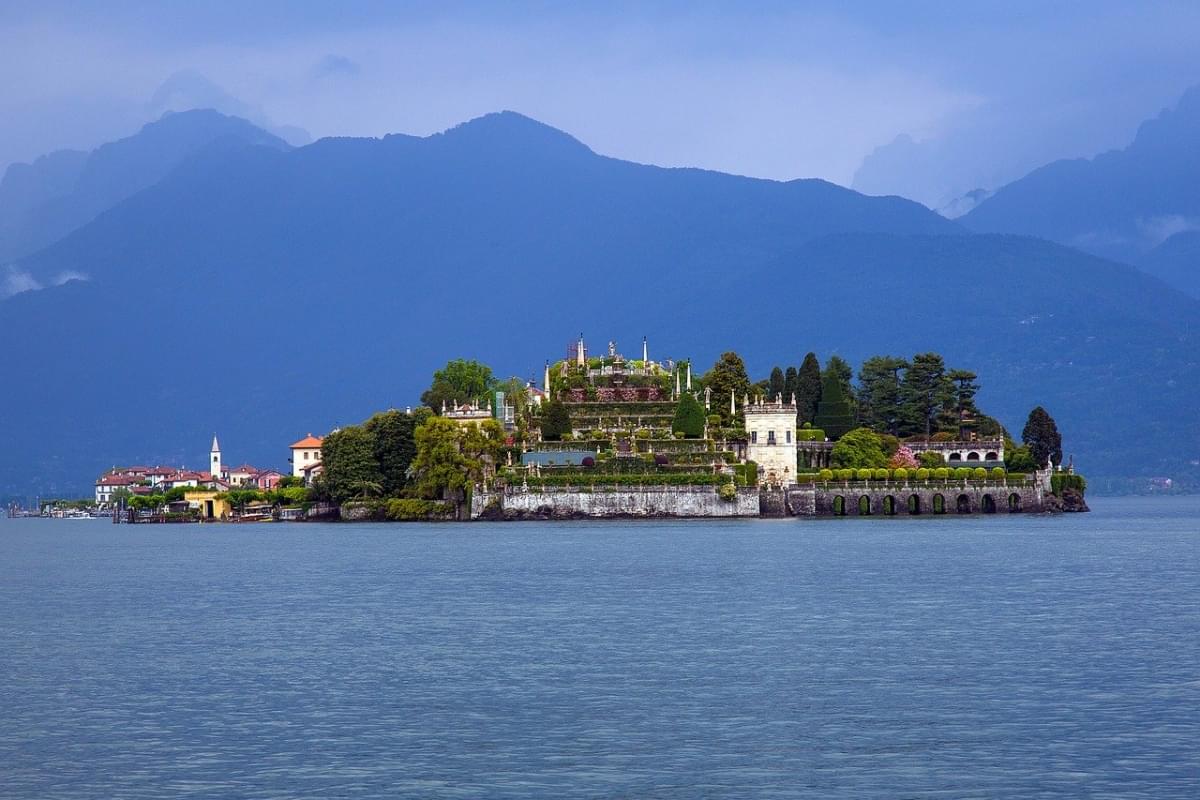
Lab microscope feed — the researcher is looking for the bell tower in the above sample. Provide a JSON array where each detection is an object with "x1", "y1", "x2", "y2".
[{"x1": 210, "y1": 434, "x2": 222, "y2": 479}]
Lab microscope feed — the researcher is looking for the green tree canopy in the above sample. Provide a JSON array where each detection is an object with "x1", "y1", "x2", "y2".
[
  {"x1": 813, "y1": 367, "x2": 854, "y2": 439},
  {"x1": 947, "y1": 369, "x2": 981, "y2": 438},
  {"x1": 795, "y1": 352, "x2": 823, "y2": 424},
  {"x1": 899, "y1": 352, "x2": 953, "y2": 438},
  {"x1": 672, "y1": 392, "x2": 706, "y2": 438},
  {"x1": 420, "y1": 359, "x2": 496, "y2": 413},
  {"x1": 1022, "y1": 406, "x2": 1063, "y2": 468},
  {"x1": 363, "y1": 407, "x2": 432, "y2": 497},
  {"x1": 701, "y1": 351, "x2": 752, "y2": 427},
  {"x1": 783, "y1": 366, "x2": 799, "y2": 406},
  {"x1": 824, "y1": 355, "x2": 856, "y2": 418},
  {"x1": 857, "y1": 355, "x2": 908, "y2": 435},
  {"x1": 410, "y1": 417, "x2": 504, "y2": 503},
  {"x1": 319, "y1": 426, "x2": 381, "y2": 504},
  {"x1": 767, "y1": 366, "x2": 786, "y2": 400},
  {"x1": 831, "y1": 427, "x2": 889, "y2": 469},
  {"x1": 540, "y1": 401, "x2": 571, "y2": 441}
]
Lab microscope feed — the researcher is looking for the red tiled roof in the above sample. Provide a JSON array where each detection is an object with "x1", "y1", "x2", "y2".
[
  {"x1": 290, "y1": 434, "x2": 324, "y2": 449},
  {"x1": 301, "y1": 461, "x2": 323, "y2": 474},
  {"x1": 97, "y1": 474, "x2": 139, "y2": 486}
]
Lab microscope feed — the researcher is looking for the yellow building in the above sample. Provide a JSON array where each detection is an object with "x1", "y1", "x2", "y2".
[{"x1": 184, "y1": 490, "x2": 231, "y2": 521}]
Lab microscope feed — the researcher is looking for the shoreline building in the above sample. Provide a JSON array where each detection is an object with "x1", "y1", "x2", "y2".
[
  {"x1": 745, "y1": 394, "x2": 798, "y2": 487},
  {"x1": 289, "y1": 433, "x2": 325, "y2": 479}
]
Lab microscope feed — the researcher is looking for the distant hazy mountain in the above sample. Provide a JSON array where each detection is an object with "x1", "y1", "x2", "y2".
[
  {"x1": 962, "y1": 85, "x2": 1200, "y2": 288},
  {"x1": 0, "y1": 111, "x2": 1197, "y2": 497},
  {"x1": 1140, "y1": 231, "x2": 1200, "y2": 299},
  {"x1": 0, "y1": 109, "x2": 290, "y2": 263},
  {"x1": 938, "y1": 188, "x2": 992, "y2": 220}
]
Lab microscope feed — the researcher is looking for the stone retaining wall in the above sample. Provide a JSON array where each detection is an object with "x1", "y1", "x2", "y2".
[
  {"x1": 472, "y1": 485, "x2": 760, "y2": 519},
  {"x1": 787, "y1": 480, "x2": 1044, "y2": 517}
]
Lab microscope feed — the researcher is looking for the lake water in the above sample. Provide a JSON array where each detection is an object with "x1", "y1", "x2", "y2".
[{"x1": 1, "y1": 497, "x2": 1198, "y2": 798}]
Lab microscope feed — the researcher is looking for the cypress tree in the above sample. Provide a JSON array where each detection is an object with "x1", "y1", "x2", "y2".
[
  {"x1": 813, "y1": 369, "x2": 854, "y2": 439},
  {"x1": 767, "y1": 366, "x2": 786, "y2": 400},
  {"x1": 672, "y1": 392, "x2": 706, "y2": 438},
  {"x1": 783, "y1": 366, "x2": 798, "y2": 404},
  {"x1": 795, "y1": 352, "x2": 823, "y2": 424},
  {"x1": 1022, "y1": 406, "x2": 1062, "y2": 468},
  {"x1": 540, "y1": 401, "x2": 571, "y2": 441}
]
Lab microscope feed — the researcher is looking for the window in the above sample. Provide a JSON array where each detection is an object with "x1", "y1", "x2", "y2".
[
  {"x1": 304, "y1": 451, "x2": 310, "y2": 460},
  {"x1": 768, "y1": 431, "x2": 776, "y2": 445},
  {"x1": 751, "y1": 431, "x2": 757, "y2": 443},
  {"x1": 786, "y1": 430, "x2": 792, "y2": 443}
]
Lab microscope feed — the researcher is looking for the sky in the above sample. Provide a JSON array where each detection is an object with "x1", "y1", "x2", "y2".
[{"x1": 2, "y1": 1, "x2": 1199, "y2": 207}]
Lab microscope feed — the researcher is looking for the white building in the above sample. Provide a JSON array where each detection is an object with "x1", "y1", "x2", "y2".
[
  {"x1": 290, "y1": 433, "x2": 324, "y2": 478},
  {"x1": 744, "y1": 394, "x2": 798, "y2": 486}
]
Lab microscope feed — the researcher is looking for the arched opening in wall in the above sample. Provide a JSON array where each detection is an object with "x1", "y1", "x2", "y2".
[
  {"x1": 858, "y1": 496, "x2": 872, "y2": 516},
  {"x1": 967, "y1": 452, "x2": 981, "y2": 461},
  {"x1": 956, "y1": 494, "x2": 972, "y2": 514},
  {"x1": 949, "y1": 453, "x2": 962, "y2": 462},
  {"x1": 982, "y1": 494, "x2": 996, "y2": 514},
  {"x1": 932, "y1": 494, "x2": 945, "y2": 514},
  {"x1": 907, "y1": 494, "x2": 921, "y2": 515},
  {"x1": 986, "y1": 452, "x2": 999, "y2": 461},
  {"x1": 833, "y1": 495, "x2": 846, "y2": 516},
  {"x1": 1008, "y1": 493, "x2": 1021, "y2": 512},
  {"x1": 883, "y1": 495, "x2": 897, "y2": 515}
]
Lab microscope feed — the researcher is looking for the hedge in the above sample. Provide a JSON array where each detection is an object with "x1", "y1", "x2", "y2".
[
  {"x1": 385, "y1": 499, "x2": 454, "y2": 521},
  {"x1": 796, "y1": 428, "x2": 826, "y2": 441},
  {"x1": 1051, "y1": 474, "x2": 1087, "y2": 494},
  {"x1": 524, "y1": 473, "x2": 726, "y2": 488}
]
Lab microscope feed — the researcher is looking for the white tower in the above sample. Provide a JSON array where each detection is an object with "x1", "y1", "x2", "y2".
[
  {"x1": 642, "y1": 336, "x2": 648, "y2": 364},
  {"x1": 210, "y1": 434, "x2": 222, "y2": 478}
]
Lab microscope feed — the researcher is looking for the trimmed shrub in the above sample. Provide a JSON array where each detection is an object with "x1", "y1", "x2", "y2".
[
  {"x1": 856, "y1": 468, "x2": 873, "y2": 481},
  {"x1": 915, "y1": 468, "x2": 930, "y2": 480},
  {"x1": 893, "y1": 467, "x2": 908, "y2": 481},
  {"x1": 931, "y1": 431, "x2": 956, "y2": 442},
  {"x1": 819, "y1": 468, "x2": 834, "y2": 481},
  {"x1": 707, "y1": 415, "x2": 722, "y2": 428},
  {"x1": 838, "y1": 468, "x2": 855, "y2": 481},
  {"x1": 991, "y1": 466, "x2": 1006, "y2": 480},
  {"x1": 873, "y1": 468, "x2": 889, "y2": 480},
  {"x1": 934, "y1": 467, "x2": 950, "y2": 479},
  {"x1": 918, "y1": 451, "x2": 945, "y2": 469},
  {"x1": 717, "y1": 482, "x2": 737, "y2": 502},
  {"x1": 973, "y1": 467, "x2": 988, "y2": 480},
  {"x1": 797, "y1": 427, "x2": 825, "y2": 441},
  {"x1": 672, "y1": 392, "x2": 706, "y2": 438},
  {"x1": 635, "y1": 429, "x2": 651, "y2": 440},
  {"x1": 954, "y1": 467, "x2": 972, "y2": 480}
]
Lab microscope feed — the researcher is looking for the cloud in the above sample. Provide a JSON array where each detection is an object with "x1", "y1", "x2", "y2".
[
  {"x1": 1, "y1": 266, "x2": 89, "y2": 299},
  {"x1": 310, "y1": 54, "x2": 360, "y2": 81},
  {"x1": 1138, "y1": 214, "x2": 1200, "y2": 246}
]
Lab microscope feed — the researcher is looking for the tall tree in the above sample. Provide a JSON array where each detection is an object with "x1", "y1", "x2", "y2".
[
  {"x1": 947, "y1": 369, "x2": 980, "y2": 439},
  {"x1": 1022, "y1": 406, "x2": 1063, "y2": 468},
  {"x1": 795, "y1": 352, "x2": 823, "y2": 424},
  {"x1": 701, "y1": 351, "x2": 752, "y2": 427},
  {"x1": 899, "y1": 352, "x2": 952, "y2": 438},
  {"x1": 410, "y1": 417, "x2": 504, "y2": 504},
  {"x1": 783, "y1": 366, "x2": 799, "y2": 405},
  {"x1": 539, "y1": 401, "x2": 571, "y2": 441},
  {"x1": 813, "y1": 368, "x2": 854, "y2": 439},
  {"x1": 420, "y1": 359, "x2": 496, "y2": 413},
  {"x1": 672, "y1": 392, "x2": 706, "y2": 438},
  {"x1": 319, "y1": 426, "x2": 381, "y2": 504},
  {"x1": 767, "y1": 366, "x2": 786, "y2": 400},
  {"x1": 857, "y1": 355, "x2": 908, "y2": 435},
  {"x1": 363, "y1": 407, "x2": 432, "y2": 497}
]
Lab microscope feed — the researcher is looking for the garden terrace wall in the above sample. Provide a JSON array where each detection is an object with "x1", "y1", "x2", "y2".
[
  {"x1": 787, "y1": 479, "x2": 1045, "y2": 517},
  {"x1": 471, "y1": 485, "x2": 760, "y2": 519}
]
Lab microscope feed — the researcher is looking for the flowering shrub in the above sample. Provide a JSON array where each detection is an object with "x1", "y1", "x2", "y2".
[{"x1": 888, "y1": 445, "x2": 920, "y2": 470}]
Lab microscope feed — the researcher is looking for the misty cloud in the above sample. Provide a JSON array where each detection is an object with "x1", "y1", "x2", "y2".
[{"x1": 1, "y1": 266, "x2": 88, "y2": 299}]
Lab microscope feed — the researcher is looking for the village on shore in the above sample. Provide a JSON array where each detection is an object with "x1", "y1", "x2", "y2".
[{"x1": 52, "y1": 335, "x2": 1086, "y2": 523}]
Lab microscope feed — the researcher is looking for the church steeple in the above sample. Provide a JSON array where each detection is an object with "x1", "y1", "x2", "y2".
[{"x1": 210, "y1": 434, "x2": 222, "y2": 478}]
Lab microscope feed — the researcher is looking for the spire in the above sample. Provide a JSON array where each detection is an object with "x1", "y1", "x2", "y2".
[
  {"x1": 675, "y1": 368, "x2": 681, "y2": 397},
  {"x1": 642, "y1": 335, "x2": 648, "y2": 363},
  {"x1": 543, "y1": 360, "x2": 551, "y2": 394},
  {"x1": 686, "y1": 360, "x2": 692, "y2": 390},
  {"x1": 731, "y1": 391, "x2": 736, "y2": 417},
  {"x1": 211, "y1": 434, "x2": 220, "y2": 453}
]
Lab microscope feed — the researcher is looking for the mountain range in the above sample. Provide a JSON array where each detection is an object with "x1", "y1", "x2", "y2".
[
  {"x1": 962, "y1": 85, "x2": 1200, "y2": 298},
  {"x1": 1, "y1": 108, "x2": 1198, "y2": 497}
]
